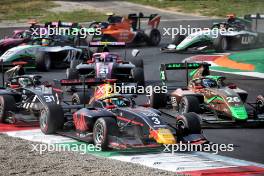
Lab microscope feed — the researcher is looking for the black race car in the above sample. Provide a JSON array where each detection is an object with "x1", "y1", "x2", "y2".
[
  {"x1": 39, "y1": 83, "x2": 207, "y2": 150},
  {"x1": 0, "y1": 64, "x2": 63, "y2": 125},
  {"x1": 66, "y1": 42, "x2": 145, "y2": 86}
]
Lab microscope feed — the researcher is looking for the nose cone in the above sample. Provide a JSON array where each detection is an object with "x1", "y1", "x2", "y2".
[
  {"x1": 150, "y1": 128, "x2": 176, "y2": 144},
  {"x1": 230, "y1": 106, "x2": 248, "y2": 120}
]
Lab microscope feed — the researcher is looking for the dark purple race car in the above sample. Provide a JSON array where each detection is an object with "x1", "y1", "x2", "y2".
[{"x1": 66, "y1": 42, "x2": 145, "y2": 86}]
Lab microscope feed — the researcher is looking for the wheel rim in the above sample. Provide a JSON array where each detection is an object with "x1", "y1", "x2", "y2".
[
  {"x1": 177, "y1": 119, "x2": 186, "y2": 130},
  {"x1": 40, "y1": 108, "x2": 48, "y2": 130},
  {"x1": 94, "y1": 122, "x2": 104, "y2": 143}
]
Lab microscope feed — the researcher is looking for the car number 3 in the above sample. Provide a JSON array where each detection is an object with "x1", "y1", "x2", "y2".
[{"x1": 151, "y1": 117, "x2": 161, "y2": 125}]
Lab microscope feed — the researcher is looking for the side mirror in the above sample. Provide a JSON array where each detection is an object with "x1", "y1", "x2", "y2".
[{"x1": 132, "y1": 49, "x2": 140, "y2": 57}]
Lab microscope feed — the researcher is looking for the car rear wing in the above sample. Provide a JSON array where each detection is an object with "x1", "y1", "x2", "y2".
[
  {"x1": 160, "y1": 62, "x2": 211, "y2": 87},
  {"x1": 89, "y1": 41, "x2": 126, "y2": 53},
  {"x1": 128, "y1": 13, "x2": 161, "y2": 29},
  {"x1": 89, "y1": 42, "x2": 126, "y2": 47},
  {"x1": 244, "y1": 14, "x2": 264, "y2": 20},
  {"x1": 244, "y1": 14, "x2": 264, "y2": 32}
]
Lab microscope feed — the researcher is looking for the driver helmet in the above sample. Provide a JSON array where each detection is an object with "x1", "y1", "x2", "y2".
[
  {"x1": 41, "y1": 39, "x2": 49, "y2": 46},
  {"x1": 202, "y1": 79, "x2": 217, "y2": 88},
  {"x1": 18, "y1": 78, "x2": 31, "y2": 87},
  {"x1": 220, "y1": 23, "x2": 226, "y2": 29},
  {"x1": 99, "y1": 54, "x2": 105, "y2": 62},
  {"x1": 106, "y1": 97, "x2": 130, "y2": 107}
]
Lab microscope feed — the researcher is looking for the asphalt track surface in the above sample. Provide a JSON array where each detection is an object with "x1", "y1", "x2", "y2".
[{"x1": 0, "y1": 19, "x2": 264, "y2": 164}]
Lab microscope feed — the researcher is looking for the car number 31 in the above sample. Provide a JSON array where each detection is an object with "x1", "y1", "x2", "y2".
[{"x1": 44, "y1": 95, "x2": 56, "y2": 102}]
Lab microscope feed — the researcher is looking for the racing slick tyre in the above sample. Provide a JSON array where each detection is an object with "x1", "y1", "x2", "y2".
[
  {"x1": 179, "y1": 96, "x2": 200, "y2": 114},
  {"x1": 176, "y1": 112, "x2": 201, "y2": 135},
  {"x1": 213, "y1": 36, "x2": 228, "y2": 52},
  {"x1": 172, "y1": 34, "x2": 186, "y2": 45},
  {"x1": 40, "y1": 104, "x2": 65, "y2": 134},
  {"x1": 149, "y1": 91, "x2": 167, "y2": 109},
  {"x1": 256, "y1": 95, "x2": 264, "y2": 113},
  {"x1": 131, "y1": 59, "x2": 144, "y2": 68},
  {"x1": 66, "y1": 68, "x2": 79, "y2": 80},
  {"x1": 72, "y1": 92, "x2": 91, "y2": 105},
  {"x1": 36, "y1": 52, "x2": 51, "y2": 71},
  {"x1": 145, "y1": 28, "x2": 161, "y2": 46},
  {"x1": 0, "y1": 95, "x2": 16, "y2": 123},
  {"x1": 93, "y1": 117, "x2": 119, "y2": 150},
  {"x1": 131, "y1": 67, "x2": 145, "y2": 86}
]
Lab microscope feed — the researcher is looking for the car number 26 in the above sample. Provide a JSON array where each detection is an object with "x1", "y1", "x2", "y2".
[{"x1": 226, "y1": 96, "x2": 240, "y2": 103}]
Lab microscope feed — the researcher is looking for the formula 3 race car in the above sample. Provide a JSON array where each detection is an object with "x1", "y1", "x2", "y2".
[
  {"x1": 0, "y1": 37, "x2": 85, "y2": 71},
  {"x1": 39, "y1": 82, "x2": 207, "y2": 150},
  {"x1": 161, "y1": 14, "x2": 264, "y2": 53},
  {"x1": 0, "y1": 63, "x2": 63, "y2": 125},
  {"x1": 0, "y1": 20, "x2": 92, "y2": 56},
  {"x1": 89, "y1": 13, "x2": 161, "y2": 46},
  {"x1": 66, "y1": 42, "x2": 145, "y2": 86},
  {"x1": 150, "y1": 62, "x2": 264, "y2": 125}
]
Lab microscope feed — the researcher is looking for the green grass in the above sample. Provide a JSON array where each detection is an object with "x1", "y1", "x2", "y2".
[
  {"x1": 42, "y1": 10, "x2": 105, "y2": 23},
  {"x1": 0, "y1": 0, "x2": 105, "y2": 22},
  {"x1": 127, "y1": 0, "x2": 264, "y2": 17},
  {"x1": 228, "y1": 48, "x2": 264, "y2": 73}
]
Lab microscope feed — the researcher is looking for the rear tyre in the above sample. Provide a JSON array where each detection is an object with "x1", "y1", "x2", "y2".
[
  {"x1": 178, "y1": 96, "x2": 200, "y2": 114},
  {"x1": 131, "y1": 67, "x2": 145, "y2": 86},
  {"x1": 149, "y1": 91, "x2": 167, "y2": 109},
  {"x1": 0, "y1": 95, "x2": 16, "y2": 123},
  {"x1": 176, "y1": 112, "x2": 201, "y2": 135},
  {"x1": 93, "y1": 117, "x2": 119, "y2": 150},
  {"x1": 72, "y1": 92, "x2": 91, "y2": 105},
  {"x1": 131, "y1": 59, "x2": 143, "y2": 68},
  {"x1": 40, "y1": 104, "x2": 64, "y2": 134},
  {"x1": 36, "y1": 52, "x2": 51, "y2": 71},
  {"x1": 213, "y1": 36, "x2": 228, "y2": 52},
  {"x1": 66, "y1": 68, "x2": 79, "y2": 79},
  {"x1": 145, "y1": 28, "x2": 161, "y2": 46}
]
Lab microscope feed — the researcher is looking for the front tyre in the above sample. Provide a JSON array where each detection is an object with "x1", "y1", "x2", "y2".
[
  {"x1": 40, "y1": 104, "x2": 64, "y2": 134},
  {"x1": 178, "y1": 96, "x2": 200, "y2": 114},
  {"x1": 93, "y1": 117, "x2": 119, "y2": 150},
  {"x1": 145, "y1": 28, "x2": 161, "y2": 46},
  {"x1": 131, "y1": 67, "x2": 145, "y2": 86},
  {"x1": 176, "y1": 112, "x2": 201, "y2": 135},
  {"x1": 0, "y1": 95, "x2": 16, "y2": 123},
  {"x1": 36, "y1": 52, "x2": 51, "y2": 71},
  {"x1": 213, "y1": 36, "x2": 228, "y2": 52}
]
